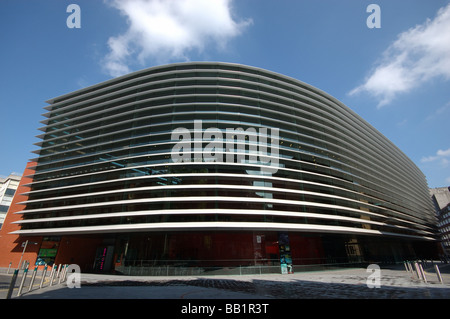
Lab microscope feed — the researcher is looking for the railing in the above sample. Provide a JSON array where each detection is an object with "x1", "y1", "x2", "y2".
[{"x1": 114, "y1": 257, "x2": 370, "y2": 276}]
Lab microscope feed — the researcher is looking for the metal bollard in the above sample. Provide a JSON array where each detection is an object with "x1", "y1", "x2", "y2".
[
  {"x1": 6, "y1": 269, "x2": 19, "y2": 299},
  {"x1": 39, "y1": 265, "x2": 48, "y2": 289},
  {"x1": 49, "y1": 265, "x2": 56, "y2": 286},
  {"x1": 434, "y1": 264, "x2": 444, "y2": 284},
  {"x1": 63, "y1": 264, "x2": 69, "y2": 281},
  {"x1": 414, "y1": 263, "x2": 422, "y2": 280},
  {"x1": 407, "y1": 261, "x2": 412, "y2": 272},
  {"x1": 407, "y1": 262, "x2": 413, "y2": 274},
  {"x1": 17, "y1": 267, "x2": 29, "y2": 296},
  {"x1": 59, "y1": 265, "x2": 67, "y2": 284},
  {"x1": 56, "y1": 264, "x2": 62, "y2": 279},
  {"x1": 28, "y1": 266, "x2": 38, "y2": 292},
  {"x1": 419, "y1": 264, "x2": 427, "y2": 283}
]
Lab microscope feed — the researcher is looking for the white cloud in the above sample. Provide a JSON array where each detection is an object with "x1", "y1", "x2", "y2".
[
  {"x1": 438, "y1": 149, "x2": 450, "y2": 157},
  {"x1": 421, "y1": 148, "x2": 450, "y2": 166},
  {"x1": 350, "y1": 4, "x2": 450, "y2": 108},
  {"x1": 102, "y1": 0, "x2": 252, "y2": 77}
]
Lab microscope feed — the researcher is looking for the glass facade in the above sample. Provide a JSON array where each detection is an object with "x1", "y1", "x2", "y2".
[
  {"x1": 431, "y1": 187, "x2": 450, "y2": 257},
  {"x1": 13, "y1": 62, "x2": 439, "y2": 272}
]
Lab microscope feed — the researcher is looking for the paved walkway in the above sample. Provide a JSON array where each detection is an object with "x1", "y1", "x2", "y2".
[{"x1": 4, "y1": 263, "x2": 450, "y2": 299}]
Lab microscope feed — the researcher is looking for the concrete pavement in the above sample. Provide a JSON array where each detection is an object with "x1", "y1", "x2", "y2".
[{"x1": 2, "y1": 262, "x2": 449, "y2": 299}]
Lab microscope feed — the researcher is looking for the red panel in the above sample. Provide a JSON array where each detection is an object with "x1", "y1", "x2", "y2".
[
  {"x1": 0, "y1": 162, "x2": 42, "y2": 268},
  {"x1": 289, "y1": 234, "x2": 324, "y2": 264}
]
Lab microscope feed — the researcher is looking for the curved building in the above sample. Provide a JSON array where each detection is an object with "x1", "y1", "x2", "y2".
[{"x1": 13, "y1": 62, "x2": 438, "y2": 273}]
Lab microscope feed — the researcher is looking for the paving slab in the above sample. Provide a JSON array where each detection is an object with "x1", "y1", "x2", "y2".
[{"x1": 10, "y1": 264, "x2": 450, "y2": 300}]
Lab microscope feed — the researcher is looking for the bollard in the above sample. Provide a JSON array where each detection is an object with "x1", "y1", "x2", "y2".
[
  {"x1": 17, "y1": 267, "x2": 29, "y2": 296},
  {"x1": 62, "y1": 264, "x2": 69, "y2": 282},
  {"x1": 407, "y1": 262, "x2": 413, "y2": 274},
  {"x1": 434, "y1": 264, "x2": 444, "y2": 284},
  {"x1": 63, "y1": 264, "x2": 69, "y2": 281},
  {"x1": 419, "y1": 264, "x2": 427, "y2": 283},
  {"x1": 411, "y1": 262, "x2": 419, "y2": 279},
  {"x1": 56, "y1": 264, "x2": 62, "y2": 279},
  {"x1": 6, "y1": 269, "x2": 19, "y2": 299},
  {"x1": 58, "y1": 265, "x2": 64, "y2": 284},
  {"x1": 62, "y1": 264, "x2": 69, "y2": 281},
  {"x1": 7, "y1": 262, "x2": 12, "y2": 274},
  {"x1": 39, "y1": 265, "x2": 48, "y2": 289},
  {"x1": 28, "y1": 266, "x2": 38, "y2": 292},
  {"x1": 414, "y1": 263, "x2": 422, "y2": 280},
  {"x1": 64, "y1": 264, "x2": 69, "y2": 280},
  {"x1": 405, "y1": 261, "x2": 412, "y2": 273},
  {"x1": 59, "y1": 265, "x2": 67, "y2": 284},
  {"x1": 49, "y1": 265, "x2": 56, "y2": 287}
]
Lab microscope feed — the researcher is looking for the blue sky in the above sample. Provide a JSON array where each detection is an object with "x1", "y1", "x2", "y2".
[{"x1": 1, "y1": 0, "x2": 449, "y2": 188}]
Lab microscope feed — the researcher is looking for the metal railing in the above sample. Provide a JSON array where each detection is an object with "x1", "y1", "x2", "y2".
[{"x1": 114, "y1": 257, "x2": 369, "y2": 276}]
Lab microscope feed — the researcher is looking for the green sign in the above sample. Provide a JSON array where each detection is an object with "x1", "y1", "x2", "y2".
[{"x1": 38, "y1": 248, "x2": 57, "y2": 257}]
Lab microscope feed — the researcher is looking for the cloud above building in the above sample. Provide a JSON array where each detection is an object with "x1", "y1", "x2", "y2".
[
  {"x1": 102, "y1": 0, "x2": 252, "y2": 77},
  {"x1": 350, "y1": 3, "x2": 450, "y2": 108},
  {"x1": 421, "y1": 148, "x2": 450, "y2": 166}
]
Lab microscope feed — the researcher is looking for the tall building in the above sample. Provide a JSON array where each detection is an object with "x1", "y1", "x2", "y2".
[
  {"x1": 430, "y1": 187, "x2": 450, "y2": 257},
  {"x1": 5, "y1": 62, "x2": 439, "y2": 274},
  {"x1": 0, "y1": 173, "x2": 21, "y2": 229}
]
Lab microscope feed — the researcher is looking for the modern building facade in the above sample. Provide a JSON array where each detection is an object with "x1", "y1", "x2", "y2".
[
  {"x1": 0, "y1": 173, "x2": 21, "y2": 229},
  {"x1": 430, "y1": 187, "x2": 450, "y2": 257},
  {"x1": 8, "y1": 62, "x2": 439, "y2": 274}
]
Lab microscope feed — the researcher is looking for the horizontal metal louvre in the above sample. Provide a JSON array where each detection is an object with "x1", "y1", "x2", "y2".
[{"x1": 15, "y1": 62, "x2": 436, "y2": 239}]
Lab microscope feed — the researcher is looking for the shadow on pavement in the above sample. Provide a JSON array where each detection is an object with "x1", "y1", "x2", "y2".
[{"x1": 16, "y1": 276, "x2": 450, "y2": 299}]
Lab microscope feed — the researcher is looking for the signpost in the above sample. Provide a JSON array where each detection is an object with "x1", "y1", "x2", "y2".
[{"x1": 17, "y1": 240, "x2": 38, "y2": 269}]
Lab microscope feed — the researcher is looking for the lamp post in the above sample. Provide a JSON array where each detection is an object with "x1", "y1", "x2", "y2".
[
  {"x1": 17, "y1": 240, "x2": 38, "y2": 269},
  {"x1": 17, "y1": 240, "x2": 29, "y2": 269}
]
